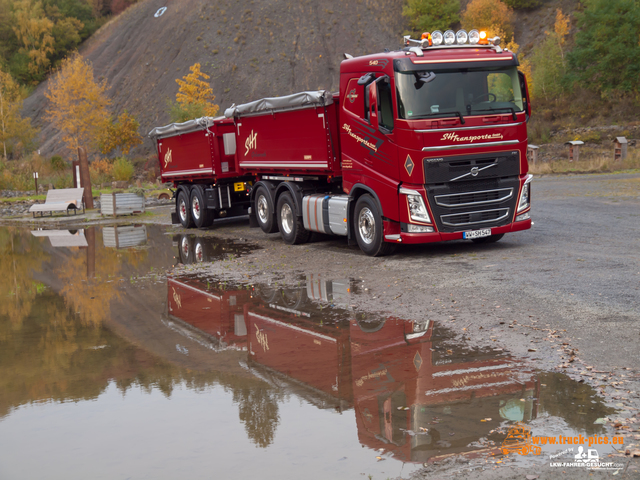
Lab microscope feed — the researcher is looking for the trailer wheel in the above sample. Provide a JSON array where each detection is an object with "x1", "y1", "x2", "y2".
[
  {"x1": 179, "y1": 235, "x2": 194, "y2": 263},
  {"x1": 471, "y1": 233, "x2": 504, "y2": 244},
  {"x1": 255, "y1": 186, "x2": 278, "y2": 234},
  {"x1": 191, "y1": 186, "x2": 214, "y2": 229},
  {"x1": 177, "y1": 190, "x2": 194, "y2": 228},
  {"x1": 354, "y1": 194, "x2": 395, "y2": 256},
  {"x1": 277, "y1": 192, "x2": 310, "y2": 245}
]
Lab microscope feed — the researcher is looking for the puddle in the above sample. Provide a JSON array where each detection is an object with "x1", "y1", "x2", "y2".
[{"x1": 0, "y1": 228, "x2": 618, "y2": 479}]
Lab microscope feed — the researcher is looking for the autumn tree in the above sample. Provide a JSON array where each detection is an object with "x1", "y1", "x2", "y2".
[
  {"x1": 530, "y1": 10, "x2": 571, "y2": 101},
  {"x1": 45, "y1": 53, "x2": 111, "y2": 155},
  {"x1": 402, "y1": 0, "x2": 460, "y2": 35},
  {"x1": 171, "y1": 63, "x2": 220, "y2": 122},
  {"x1": 12, "y1": 0, "x2": 55, "y2": 80},
  {"x1": 0, "y1": 67, "x2": 37, "y2": 159},
  {"x1": 461, "y1": 0, "x2": 514, "y2": 42},
  {"x1": 100, "y1": 110, "x2": 142, "y2": 155}
]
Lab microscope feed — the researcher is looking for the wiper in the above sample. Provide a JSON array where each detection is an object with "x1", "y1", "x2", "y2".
[
  {"x1": 471, "y1": 106, "x2": 518, "y2": 121},
  {"x1": 410, "y1": 111, "x2": 465, "y2": 124}
]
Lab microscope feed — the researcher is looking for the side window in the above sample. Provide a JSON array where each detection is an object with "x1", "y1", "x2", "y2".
[
  {"x1": 343, "y1": 78, "x2": 365, "y2": 119},
  {"x1": 377, "y1": 79, "x2": 394, "y2": 132}
]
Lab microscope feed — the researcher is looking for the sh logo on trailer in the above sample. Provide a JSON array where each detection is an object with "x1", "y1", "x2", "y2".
[{"x1": 245, "y1": 130, "x2": 257, "y2": 156}]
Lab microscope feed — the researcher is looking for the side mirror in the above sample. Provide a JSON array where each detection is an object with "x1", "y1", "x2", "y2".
[{"x1": 367, "y1": 82, "x2": 379, "y2": 131}]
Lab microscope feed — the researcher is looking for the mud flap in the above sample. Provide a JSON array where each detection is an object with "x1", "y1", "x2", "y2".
[{"x1": 171, "y1": 212, "x2": 179, "y2": 224}]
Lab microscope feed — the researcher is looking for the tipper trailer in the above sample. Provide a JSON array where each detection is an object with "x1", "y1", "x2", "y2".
[{"x1": 149, "y1": 30, "x2": 533, "y2": 256}]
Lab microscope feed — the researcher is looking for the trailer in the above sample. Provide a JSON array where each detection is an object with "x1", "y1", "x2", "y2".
[{"x1": 150, "y1": 30, "x2": 533, "y2": 256}]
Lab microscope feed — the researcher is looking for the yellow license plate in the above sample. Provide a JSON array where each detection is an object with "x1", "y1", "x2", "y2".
[{"x1": 234, "y1": 182, "x2": 245, "y2": 192}]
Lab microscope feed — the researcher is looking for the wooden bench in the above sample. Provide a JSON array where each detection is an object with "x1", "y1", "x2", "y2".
[{"x1": 29, "y1": 188, "x2": 85, "y2": 217}]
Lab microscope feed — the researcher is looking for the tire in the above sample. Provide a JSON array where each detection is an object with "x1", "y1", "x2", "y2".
[
  {"x1": 179, "y1": 235, "x2": 194, "y2": 264},
  {"x1": 191, "y1": 186, "x2": 214, "y2": 229},
  {"x1": 254, "y1": 186, "x2": 278, "y2": 234},
  {"x1": 353, "y1": 194, "x2": 395, "y2": 256},
  {"x1": 276, "y1": 192, "x2": 310, "y2": 245},
  {"x1": 471, "y1": 233, "x2": 505, "y2": 244},
  {"x1": 177, "y1": 189, "x2": 194, "y2": 228},
  {"x1": 194, "y1": 239, "x2": 206, "y2": 263}
]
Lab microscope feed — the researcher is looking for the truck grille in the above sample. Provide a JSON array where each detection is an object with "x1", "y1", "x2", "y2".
[
  {"x1": 441, "y1": 208, "x2": 510, "y2": 227},
  {"x1": 423, "y1": 151, "x2": 521, "y2": 233},
  {"x1": 434, "y1": 188, "x2": 513, "y2": 207}
]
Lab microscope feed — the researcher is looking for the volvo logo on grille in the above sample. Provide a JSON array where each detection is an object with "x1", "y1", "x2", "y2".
[
  {"x1": 449, "y1": 162, "x2": 497, "y2": 182},
  {"x1": 470, "y1": 167, "x2": 479, "y2": 176}
]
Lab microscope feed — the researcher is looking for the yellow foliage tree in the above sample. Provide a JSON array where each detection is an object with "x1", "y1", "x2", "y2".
[
  {"x1": 461, "y1": 0, "x2": 514, "y2": 42},
  {"x1": 45, "y1": 53, "x2": 111, "y2": 155},
  {"x1": 100, "y1": 110, "x2": 142, "y2": 155},
  {"x1": 174, "y1": 63, "x2": 219, "y2": 120},
  {"x1": 12, "y1": 0, "x2": 55, "y2": 78},
  {"x1": 0, "y1": 67, "x2": 37, "y2": 159}
]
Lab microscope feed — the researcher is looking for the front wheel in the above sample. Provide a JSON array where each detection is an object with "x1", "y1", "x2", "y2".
[
  {"x1": 471, "y1": 233, "x2": 504, "y2": 244},
  {"x1": 276, "y1": 192, "x2": 310, "y2": 245},
  {"x1": 177, "y1": 190, "x2": 194, "y2": 228},
  {"x1": 353, "y1": 194, "x2": 395, "y2": 256}
]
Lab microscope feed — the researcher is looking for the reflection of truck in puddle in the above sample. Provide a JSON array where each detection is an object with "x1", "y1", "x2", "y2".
[
  {"x1": 500, "y1": 423, "x2": 541, "y2": 455},
  {"x1": 165, "y1": 255, "x2": 539, "y2": 463}
]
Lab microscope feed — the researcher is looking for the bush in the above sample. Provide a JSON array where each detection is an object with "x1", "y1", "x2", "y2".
[
  {"x1": 89, "y1": 158, "x2": 114, "y2": 185},
  {"x1": 112, "y1": 157, "x2": 134, "y2": 182},
  {"x1": 50, "y1": 156, "x2": 67, "y2": 172}
]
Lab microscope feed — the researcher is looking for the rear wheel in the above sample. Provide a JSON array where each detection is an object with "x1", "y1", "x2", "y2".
[
  {"x1": 354, "y1": 194, "x2": 395, "y2": 256},
  {"x1": 177, "y1": 190, "x2": 194, "y2": 228},
  {"x1": 254, "y1": 186, "x2": 278, "y2": 233},
  {"x1": 276, "y1": 192, "x2": 310, "y2": 245},
  {"x1": 179, "y1": 235, "x2": 194, "y2": 263},
  {"x1": 191, "y1": 186, "x2": 214, "y2": 229},
  {"x1": 471, "y1": 233, "x2": 504, "y2": 244}
]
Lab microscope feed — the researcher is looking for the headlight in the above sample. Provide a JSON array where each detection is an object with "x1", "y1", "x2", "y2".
[
  {"x1": 443, "y1": 30, "x2": 455, "y2": 45},
  {"x1": 456, "y1": 29, "x2": 468, "y2": 44},
  {"x1": 517, "y1": 175, "x2": 533, "y2": 212},
  {"x1": 431, "y1": 30, "x2": 443, "y2": 46},
  {"x1": 468, "y1": 29, "x2": 480, "y2": 45},
  {"x1": 400, "y1": 188, "x2": 431, "y2": 224}
]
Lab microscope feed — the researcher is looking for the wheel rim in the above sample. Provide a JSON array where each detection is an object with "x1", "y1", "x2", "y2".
[
  {"x1": 181, "y1": 237, "x2": 190, "y2": 258},
  {"x1": 195, "y1": 242, "x2": 204, "y2": 262},
  {"x1": 358, "y1": 207, "x2": 375, "y2": 245},
  {"x1": 257, "y1": 194, "x2": 269, "y2": 224},
  {"x1": 179, "y1": 198, "x2": 188, "y2": 222},
  {"x1": 192, "y1": 196, "x2": 201, "y2": 220},
  {"x1": 280, "y1": 203, "x2": 293, "y2": 235}
]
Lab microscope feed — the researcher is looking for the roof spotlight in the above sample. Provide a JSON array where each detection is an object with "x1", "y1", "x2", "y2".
[
  {"x1": 456, "y1": 29, "x2": 468, "y2": 44},
  {"x1": 443, "y1": 30, "x2": 455, "y2": 45},
  {"x1": 468, "y1": 29, "x2": 480, "y2": 45},
  {"x1": 431, "y1": 30, "x2": 443, "y2": 46}
]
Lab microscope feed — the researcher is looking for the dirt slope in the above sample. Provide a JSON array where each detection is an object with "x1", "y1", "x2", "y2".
[{"x1": 22, "y1": 0, "x2": 405, "y2": 158}]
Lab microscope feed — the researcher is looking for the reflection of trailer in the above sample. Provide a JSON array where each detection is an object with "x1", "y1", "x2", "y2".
[{"x1": 163, "y1": 274, "x2": 539, "y2": 464}]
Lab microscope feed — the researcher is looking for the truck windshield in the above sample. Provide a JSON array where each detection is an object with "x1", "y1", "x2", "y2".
[{"x1": 395, "y1": 67, "x2": 524, "y2": 120}]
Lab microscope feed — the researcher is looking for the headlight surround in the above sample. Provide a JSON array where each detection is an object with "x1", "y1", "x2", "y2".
[
  {"x1": 401, "y1": 188, "x2": 431, "y2": 224},
  {"x1": 517, "y1": 174, "x2": 533, "y2": 212}
]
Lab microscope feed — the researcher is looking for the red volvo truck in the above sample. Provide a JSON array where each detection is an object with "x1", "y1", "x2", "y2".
[{"x1": 150, "y1": 31, "x2": 533, "y2": 256}]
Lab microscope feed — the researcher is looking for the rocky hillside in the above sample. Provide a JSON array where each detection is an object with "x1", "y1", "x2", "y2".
[{"x1": 23, "y1": 0, "x2": 405, "y2": 157}]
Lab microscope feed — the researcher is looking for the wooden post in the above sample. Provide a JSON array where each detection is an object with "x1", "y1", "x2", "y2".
[
  {"x1": 112, "y1": 193, "x2": 117, "y2": 218},
  {"x1": 77, "y1": 146, "x2": 94, "y2": 209}
]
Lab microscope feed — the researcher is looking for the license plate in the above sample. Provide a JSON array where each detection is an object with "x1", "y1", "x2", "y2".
[
  {"x1": 463, "y1": 228, "x2": 491, "y2": 239},
  {"x1": 233, "y1": 182, "x2": 245, "y2": 192}
]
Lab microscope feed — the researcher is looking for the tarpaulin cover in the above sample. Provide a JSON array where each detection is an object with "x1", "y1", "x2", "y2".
[
  {"x1": 224, "y1": 90, "x2": 333, "y2": 118},
  {"x1": 148, "y1": 116, "x2": 220, "y2": 140}
]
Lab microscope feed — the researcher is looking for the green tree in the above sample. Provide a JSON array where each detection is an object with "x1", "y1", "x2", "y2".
[
  {"x1": 0, "y1": 67, "x2": 37, "y2": 158},
  {"x1": 402, "y1": 0, "x2": 460, "y2": 34},
  {"x1": 567, "y1": 0, "x2": 640, "y2": 94}
]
